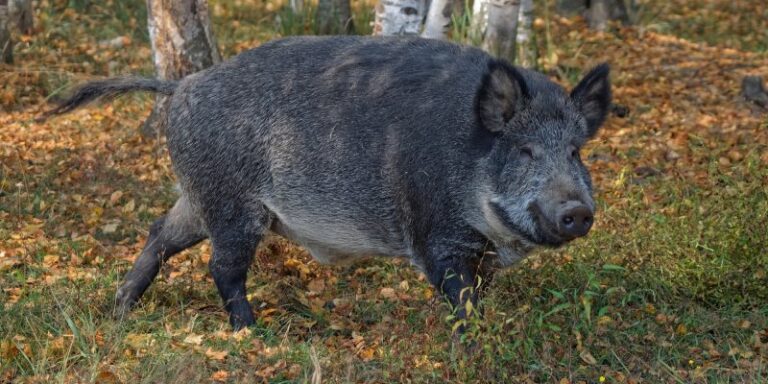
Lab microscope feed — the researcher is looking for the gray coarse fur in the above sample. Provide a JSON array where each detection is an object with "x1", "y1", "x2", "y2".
[{"x1": 47, "y1": 36, "x2": 611, "y2": 330}]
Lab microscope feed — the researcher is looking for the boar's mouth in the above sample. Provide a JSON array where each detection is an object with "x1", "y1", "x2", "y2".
[
  {"x1": 527, "y1": 202, "x2": 570, "y2": 247},
  {"x1": 489, "y1": 200, "x2": 565, "y2": 247}
]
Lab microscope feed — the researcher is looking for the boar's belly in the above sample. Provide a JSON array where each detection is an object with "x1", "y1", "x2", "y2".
[{"x1": 268, "y1": 212, "x2": 410, "y2": 264}]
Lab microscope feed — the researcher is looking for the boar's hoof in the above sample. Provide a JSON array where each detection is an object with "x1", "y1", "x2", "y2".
[
  {"x1": 114, "y1": 284, "x2": 139, "y2": 319},
  {"x1": 229, "y1": 311, "x2": 256, "y2": 330}
]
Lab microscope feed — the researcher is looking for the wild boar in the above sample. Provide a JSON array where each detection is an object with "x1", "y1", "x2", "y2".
[{"x1": 45, "y1": 36, "x2": 611, "y2": 330}]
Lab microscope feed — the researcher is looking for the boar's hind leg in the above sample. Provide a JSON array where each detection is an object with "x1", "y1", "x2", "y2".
[
  {"x1": 115, "y1": 196, "x2": 207, "y2": 318},
  {"x1": 208, "y1": 209, "x2": 269, "y2": 330}
]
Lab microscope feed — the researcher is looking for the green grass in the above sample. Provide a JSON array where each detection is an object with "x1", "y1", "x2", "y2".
[{"x1": 2, "y1": 0, "x2": 768, "y2": 382}]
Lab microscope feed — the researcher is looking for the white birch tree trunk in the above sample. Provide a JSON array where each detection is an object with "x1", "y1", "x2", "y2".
[
  {"x1": 421, "y1": 0, "x2": 453, "y2": 40},
  {"x1": 289, "y1": 0, "x2": 304, "y2": 13},
  {"x1": 142, "y1": 0, "x2": 221, "y2": 137},
  {"x1": 515, "y1": 0, "x2": 535, "y2": 67},
  {"x1": 0, "y1": 0, "x2": 11, "y2": 64},
  {"x1": 471, "y1": 0, "x2": 487, "y2": 44},
  {"x1": 475, "y1": 0, "x2": 520, "y2": 62},
  {"x1": 373, "y1": 0, "x2": 426, "y2": 36}
]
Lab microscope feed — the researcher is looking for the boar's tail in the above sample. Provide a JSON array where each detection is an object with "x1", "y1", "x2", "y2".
[{"x1": 37, "y1": 77, "x2": 178, "y2": 121}]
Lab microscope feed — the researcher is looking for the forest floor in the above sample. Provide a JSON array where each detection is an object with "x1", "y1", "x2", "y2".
[{"x1": 1, "y1": 0, "x2": 767, "y2": 382}]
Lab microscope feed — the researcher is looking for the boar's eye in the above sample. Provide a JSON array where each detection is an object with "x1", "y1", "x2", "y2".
[
  {"x1": 520, "y1": 146, "x2": 534, "y2": 159},
  {"x1": 571, "y1": 148, "x2": 580, "y2": 159}
]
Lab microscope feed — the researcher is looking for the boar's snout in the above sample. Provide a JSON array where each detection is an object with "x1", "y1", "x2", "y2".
[{"x1": 556, "y1": 201, "x2": 593, "y2": 240}]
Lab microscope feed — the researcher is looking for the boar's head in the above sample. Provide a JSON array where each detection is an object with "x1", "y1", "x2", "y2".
[{"x1": 471, "y1": 61, "x2": 611, "y2": 266}]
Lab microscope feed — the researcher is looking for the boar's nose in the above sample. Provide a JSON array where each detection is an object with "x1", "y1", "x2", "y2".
[{"x1": 556, "y1": 202, "x2": 594, "y2": 240}]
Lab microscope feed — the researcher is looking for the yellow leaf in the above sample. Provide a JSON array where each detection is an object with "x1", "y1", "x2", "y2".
[
  {"x1": 597, "y1": 315, "x2": 612, "y2": 326},
  {"x1": 464, "y1": 299, "x2": 474, "y2": 317},
  {"x1": 579, "y1": 350, "x2": 597, "y2": 365},
  {"x1": 96, "y1": 369, "x2": 120, "y2": 383},
  {"x1": 43, "y1": 255, "x2": 59, "y2": 267},
  {"x1": 109, "y1": 191, "x2": 123, "y2": 204},
  {"x1": 0, "y1": 340, "x2": 19, "y2": 360},
  {"x1": 102, "y1": 223, "x2": 118, "y2": 234},
  {"x1": 359, "y1": 347, "x2": 375, "y2": 361},
  {"x1": 210, "y1": 370, "x2": 229, "y2": 382},
  {"x1": 205, "y1": 348, "x2": 228, "y2": 361},
  {"x1": 307, "y1": 278, "x2": 325, "y2": 293},
  {"x1": 123, "y1": 199, "x2": 135, "y2": 213},
  {"x1": 231, "y1": 327, "x2": 252, "y2": 342},
  {"x1": 124, "y1": 333, "x2": 155, "y2": 350},
  {"x1": 183, "y1": 334, "x2": 204, "y2": 345},
  {"x1": 380, "y1": 287, "x2": 396, "y2": 299},
  {"x1": 0, "y1": 256, "x2": 22, "y2": 272}
]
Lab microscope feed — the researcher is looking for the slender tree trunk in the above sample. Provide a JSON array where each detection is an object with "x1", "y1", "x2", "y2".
[
  {"x1": 516, "y1": 0, "x2": 535, "y2": 67},
  {"x1": 317, "y1": 0, "x2": 353, "y2": 34},
  {"x1": 587, "y1": 0, "x2": 608, "y2": 31},
  {"x1": 373, "y1": 0, "x2": 426, "y2": 36},
  {"x1": 0, "y1": 0, "x2": 11, "y2": 64},
  {"x1": 608, "y1": 0, "x2": 636, "y2": 25},
  {"x1": 421, "y1": 0, "x2": 454, "y2": 39},
  {"x1": 142, "y1": 0, "x2": 220, "y2": 137},
  {"x1": 471, "y1": 0, "x2": 487, "y2": 44},
  {"x1": 475, "y1": 0, "x2": 520, "y2": 62},
  {"x1": 289, "y1": 0, "x2": 303, "y2": 13},
  {"x1": 8, "y1": 0, "x2": 32, "y2": 34},
  {"x1": 557, "y1": 0, "x2": 636, "y2": 28},
  {"x1": 555, "y1": 0, "x2": 585, "y2": 16}
]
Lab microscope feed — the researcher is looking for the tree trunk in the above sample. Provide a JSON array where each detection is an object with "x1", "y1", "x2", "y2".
[
  {"x1": 9, "y1": 0, "x2": 32, "y2": 34},
  {"x1": 471, "y1": 0, "x2": 487, "y2": 44},
  {"x1": 0, "y1": 0, "x2": 12, "y2": 64},
  {"x1": 142, "y1": 0, "x2": 221, "y2": 137},
  {"x1": 587, "y1": 0, "x2": 608, "y2": 31},
  {"x1": 557, "y1": 0, "x2": 636, "y2": 28},
  {"x1": 608, "y1": 0, "x2": 636, "y2": 25},
  {"x1": 516, "y1": 0, "x2": 535, "y2": 67},
  {"x1": 421, "y1": 0, "x2": 454, "y2": 39},
  {"x1": 555, "y1": 0, "x2": 585, "y2": 16},
  {"x1": 289, "y1": 0, "x2": 303, "y2": 13},
  {"x1": 476, "y1": 0, "x2": 520, "y2": 63},
  {"x1": 317, "y1": 0, "x2": 353, "y2": 34},
  {"x1": 373, "y1": 0, "x2": 426, "y2": 36}
]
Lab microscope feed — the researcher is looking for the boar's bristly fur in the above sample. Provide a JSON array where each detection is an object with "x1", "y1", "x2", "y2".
[{"x1": 48, "y1": 36, "x2": 611, "y2": 331}]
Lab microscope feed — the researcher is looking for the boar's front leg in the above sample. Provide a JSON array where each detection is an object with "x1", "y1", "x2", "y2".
[
  {"x1": 423, "y1": 246, "x2": 482, "y2": 333},
  {"x1": 207, "y1": 211, "x2": 269, "y2": 330}
]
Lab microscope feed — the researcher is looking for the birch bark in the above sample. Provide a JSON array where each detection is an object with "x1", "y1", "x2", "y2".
[
  {"x1": 142, "y1": 0, "x2": 221, "y2": 137},
  {"x1": 516, "y1": 0, "x2": 535, "y2": 67},
  {"x1": 422, "y1": 0, "x2": 454, "y2": 40},
  {"x1": 373, "y1": 0, "x2": 426, "y2": 36},
  {"x1": 475, "y1": 0, "x2": 520, "y2": 62}
]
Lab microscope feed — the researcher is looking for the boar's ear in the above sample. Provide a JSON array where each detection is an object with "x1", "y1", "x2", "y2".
[
  {"x1": 570, "y1": 63, "x2": 611, "y2": 137},
  {"x1": 475, "y1": 60, "x2": 529, "y2": 133}
]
